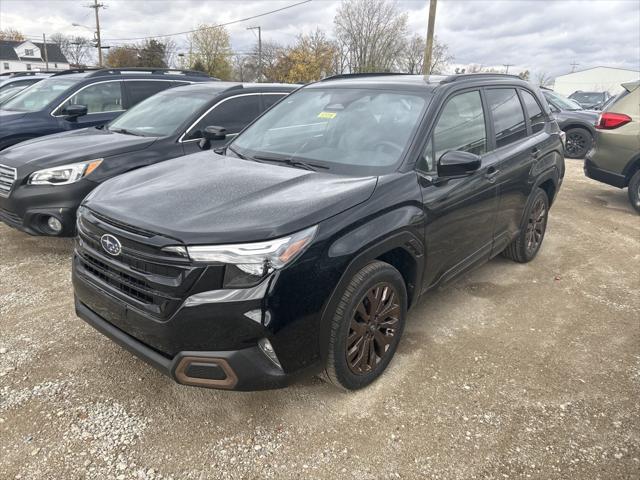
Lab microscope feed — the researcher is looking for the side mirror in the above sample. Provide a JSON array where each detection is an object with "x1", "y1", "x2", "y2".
[
  {"x1": 437, "y1": 150, "x2": 481, "y2": 178},
  {"x1": 62, "y1": 104, "x2": 88, "y2": 119},
  {"x1": 199, "y1": 125, "x2": 227, "y2": 150}
]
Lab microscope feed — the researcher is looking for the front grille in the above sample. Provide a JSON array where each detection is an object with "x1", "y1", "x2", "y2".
[
  {"x1": 75, "y1": 208, "x2": 211, "y2": 319},
  {"x1": 0, "y1": 164, "x2": 17, "y2": 197}
]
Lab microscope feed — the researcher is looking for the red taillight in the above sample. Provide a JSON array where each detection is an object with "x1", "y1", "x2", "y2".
[{"x1": 596, "y1": 112, "x2": 632, "y2": 130}]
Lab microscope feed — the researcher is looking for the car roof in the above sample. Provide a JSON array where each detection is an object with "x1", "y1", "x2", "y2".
[
  {"x1": 164, "y1": 81, "x2": 297, "y2": 97},
  {"x1": 309, "y1": 73, "x2": 530, "y2": 92}
]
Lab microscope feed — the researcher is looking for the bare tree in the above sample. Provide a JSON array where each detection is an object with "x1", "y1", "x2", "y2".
[
  {"x1": 50, "y1": 33, "x2": 93, "y2": 66},
  {"x1": 399, "y1": 34, "x2": 453, "y2": 74},
  {"x1": 334, "y1": 0, "x2": 408, "y2": 73},
  {"x1": 535, "y1": 71, "x2": 554, "y2": 87}
]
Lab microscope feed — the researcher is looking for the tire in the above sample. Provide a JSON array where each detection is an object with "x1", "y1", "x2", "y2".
[
  {"x1": 628, "y1": 170, "x2": 640, "y2": 213},
  {"x1": 502, "y1": 188, "x2": 549, "y2": 263},
  {"x1": 322, "y1": 260, "x2": 407, "y2": 391},
  {"x1": 564, "y1": 127, "x2": 592, "y2": 159}
]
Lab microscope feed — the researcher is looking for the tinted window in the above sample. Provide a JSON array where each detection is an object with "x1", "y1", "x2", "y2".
[
  {"x1": 520, "y1": 90, "x2": 545, "y2": 134},
  {"x1": 125, "y1": 80, "x2": 174, "y2": 108},
  {"x1": 60, "y1": 81, "x2": 123, "y2": 114},
  {"x1": 430, "y1": 90, "x2": 487, "y2": 167},
  {"x1": 190, "y1": 94, "x2": 261, "y2": 137},
  {"x1": 486, "y1": 89, "x2": 527, "y2": 148},
  {"x1": 263, "y1": 93, "x2": 287, "y2": 111}
]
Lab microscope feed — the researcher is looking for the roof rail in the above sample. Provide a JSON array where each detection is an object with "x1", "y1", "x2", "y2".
[
  {"x1": 0, "y1": 71, "x2": 57, "y2": 77},
  {"x1": 52, "y1": 68, "x2": 102, "y2": 76},
  {"x1": 441, "y1": 73, "x2": 522, "y2": 84},
  {"x1": 321, "y1": 72, "x2": 410, "y2": 82},
  {"x1": 86, "y1": 67, "x2": 210, "y2": 78}
]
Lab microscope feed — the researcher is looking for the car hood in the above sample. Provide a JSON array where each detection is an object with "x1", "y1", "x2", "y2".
[
  {"x1": 0, "y1": 109, "x2": 28, "y2": 121},
  {"x1": 0, "y1": 128, "x2": 157, "y2": 171},
  {"x1": 554, "y1": 109, "x2": 599, "y2": 125},
  {"x1": 85, "y1": 152, "x2": 378, "y2": 244}
]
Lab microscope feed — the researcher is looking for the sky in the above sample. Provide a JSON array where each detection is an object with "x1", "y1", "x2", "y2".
[{"x1": 1, "y1": 0, "x2": 639, "y2": 78}]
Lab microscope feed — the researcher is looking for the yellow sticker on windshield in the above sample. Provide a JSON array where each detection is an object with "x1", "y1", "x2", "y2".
[{"x1": 318, "y1": 111, "x2": 337, "y2": 119}]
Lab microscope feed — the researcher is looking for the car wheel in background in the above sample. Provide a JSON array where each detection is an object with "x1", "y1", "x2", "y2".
[
  {"x1": 502, "y1": 188, "x2": 549, "y2": 263},
  {"x1": 564, "y1": 127, "x2": 593, "y2": 159},
  {"x1": 322, "y1": 261, "x2": 407, "y2": 391},
  {"x1": 628, "y1": 170, "x2": 640, "y2": 213}
]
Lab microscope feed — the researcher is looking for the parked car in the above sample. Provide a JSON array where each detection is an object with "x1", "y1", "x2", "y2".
[
  {"x1": 542, "y1": 88, "x2": 599, "y2": 159},
  {"x1": 72, "y1": 73, "x2": 564, "y2": 391},
  {"x1": 584, "y1": 80, "x2": 640, "y2": 212},
  {"x1": 0, "y1": 71, "x2": 54, "y2": 105},
  {"x1": 0, "y1": 67, "x2": 214, "y2": 150},
  {"x1": 0, "y1": 82, "x2": 295, "y2": 235},
  {"x1": 569, "y1": 90, "x2": 611, "y2": 110}
]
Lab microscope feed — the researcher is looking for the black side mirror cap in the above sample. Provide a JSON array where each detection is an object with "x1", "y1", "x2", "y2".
[
  {"x1": 62, "y1": 104, "x2": 88, "y2": 119},
  {"x1": 199, "y1": 125, "x2": 227, "y2": 150},
  {"x1": 437, "y1": 150, "x2": 481, "y2": 178}
]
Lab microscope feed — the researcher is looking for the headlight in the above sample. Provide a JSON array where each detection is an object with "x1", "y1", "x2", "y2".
[
  {"x1": 164, "y1": 225, "x2": 318, "y2": 278},
  {"x1": 29, "y1": 159, "x2": 103, "y2": 185}
]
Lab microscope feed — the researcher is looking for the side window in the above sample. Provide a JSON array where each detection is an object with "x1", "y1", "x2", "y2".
[
  {"x1": 520, "y1": 90, "x2": 545, "y2": 134},
  {"x1": 427, "y1": 90, "x2": 487, "y2": 170},
  {"x1": 187, "y1": 95, "x2": 261, "y2": 139},
  {"x1": 263, "y1": 93, "x2": 286, "y2": 111},
  {"x1": 59, "y1": 81, "x2": 123, "y2": 114},
  {"x1": 486, "y1": 88, "x2": 527, "y2": 148},
  {"x1": 125, "y1": 81, "x2": 173, "y2": 108}
]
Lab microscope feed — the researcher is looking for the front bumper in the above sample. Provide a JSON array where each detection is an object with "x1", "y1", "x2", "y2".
[
  {"x1": 0, "y1": 180, "x2": 96, "y2": 236},
  {"x1": 75, "y1": 297, "x2": 291, "y2": 391}
]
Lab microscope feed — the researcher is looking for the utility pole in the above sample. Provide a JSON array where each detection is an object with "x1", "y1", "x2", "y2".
[
  {"x1": 503, "y1": 63, "x2": 513, "y2": 74},
  {"x1": 570, "y1": 60, "x2": 579, "y2": 73},
  {"x1": 423, "y1": 0, "x2": 437, "y2": 76},
  {"x1": 247, "y1": 26, "x2": 261, "y2": 81},
  {"x1": 87, "y1": 0, "x2": 105, "y2": 67},
  {"x1": 42, "y1": 33, "x2": 49, "y2": 70}
]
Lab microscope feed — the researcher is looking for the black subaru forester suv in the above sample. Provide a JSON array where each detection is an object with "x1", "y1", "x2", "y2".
[{"x1": 72, "y1": 73, "x2": 565, "y2": 391}]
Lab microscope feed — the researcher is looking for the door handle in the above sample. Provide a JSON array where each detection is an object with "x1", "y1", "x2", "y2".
[
  {"x1": 485, "y1": 166, "x2": 500, "y2": 182},
  {"x1": 531, "y1": 147, "x2": 540, "y2": 159}
]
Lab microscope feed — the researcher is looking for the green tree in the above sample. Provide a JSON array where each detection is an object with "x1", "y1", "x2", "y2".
[
  {"x1": 137, "y1": 39, "x2": 167, "y2": 68},
  {"x1": 189, "y1": 25, "x2": 232, "y2": 79}
]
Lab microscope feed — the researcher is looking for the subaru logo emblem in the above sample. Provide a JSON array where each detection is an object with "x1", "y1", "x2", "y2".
[{"x1": 101, "y1": 234, "x2": 122, "y2": 256}]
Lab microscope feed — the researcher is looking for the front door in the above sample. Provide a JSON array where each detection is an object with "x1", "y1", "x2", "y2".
[
  {"x1": 417, "y1": 89, "x2": 499, "y2": 289},
  {"x1": 57, "y1": 80, "x2": 125, "y2": 130}
]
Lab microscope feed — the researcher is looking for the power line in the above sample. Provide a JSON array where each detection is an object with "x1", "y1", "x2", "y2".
[{"x1": 101, "y1": 0, "x2": 312, "y2": 42}]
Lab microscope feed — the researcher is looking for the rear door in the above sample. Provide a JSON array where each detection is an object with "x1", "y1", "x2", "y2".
[
  {"x1": 418, "y1": 89, "x2": 500, "y2": 288},
  {"x1": 123, "y1": 80, "x2": 176, "y2": 109},
  {"x1": 484, "y1": 87, "x2": 543, "y2": 254}
]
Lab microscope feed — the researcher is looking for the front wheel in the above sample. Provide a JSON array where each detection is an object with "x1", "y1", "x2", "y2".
[
  {"x1": 322, "y1": 261, "x2": 407, "y2": 390},
  {"x1": 502, "y1": 188, "x2": 549, "y2": 263},
  {"x1": 628, "y1": 170, "x2": 640, "y2": 213}
]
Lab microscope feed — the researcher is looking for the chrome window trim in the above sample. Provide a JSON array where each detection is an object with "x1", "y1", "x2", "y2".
[
  {"x1": 178, "y1": 92, "x2": 286, "y2": 144},
  {"x1": 50, "y1": 79, "x2": 191, "y2": 117}
]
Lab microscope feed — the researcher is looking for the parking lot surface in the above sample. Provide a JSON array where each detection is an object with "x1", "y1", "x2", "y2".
[{"x1": 1, "y1": 160, "x2": 639, "y2": 480}]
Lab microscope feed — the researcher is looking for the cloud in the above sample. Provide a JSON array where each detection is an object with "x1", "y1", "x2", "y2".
[{"x1": 1, "y1": 0, "x2": 638, "y2": 77}]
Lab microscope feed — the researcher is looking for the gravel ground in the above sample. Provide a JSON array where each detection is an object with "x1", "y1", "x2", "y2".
[{"x1": 0, "y1": 160, "x2": 639, "y2": 480}]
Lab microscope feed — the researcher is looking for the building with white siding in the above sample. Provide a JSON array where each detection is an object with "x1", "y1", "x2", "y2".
[
  {"x1": 0, "y1": 40, "x2": 70, "y2": 73},
  {"x1": 553, "y1": 66, "x2": 639, "y2": 96}
]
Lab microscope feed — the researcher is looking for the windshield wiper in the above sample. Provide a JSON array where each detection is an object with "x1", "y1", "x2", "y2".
[
  {"x1": 253, "y1": 155, "x2": 329, "y2": 172},
  {"x1": 227, "y1": 144, "x2": 252, "y2": 160},
  {"x1": 110, "y1": 127, "x2": 140, "y2": 136}
]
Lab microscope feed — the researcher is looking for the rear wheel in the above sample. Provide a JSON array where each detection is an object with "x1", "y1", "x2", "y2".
[
  {"x1": 628, "y1": 170, "x2": 640, "y2": 213},
  {"x1": 564, "y1": 127, "x2": 592, "y2": 159},
  {"x1": 322, "y1": 261, "x2": 407, "y2": 390},
  {"x1": 502, "y1": 188, "x2": 549, "y2": 263}
]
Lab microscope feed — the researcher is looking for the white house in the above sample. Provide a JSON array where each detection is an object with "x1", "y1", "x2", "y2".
[
  {"x1": 553, "y1": 66, "x2": 639, "y2": 96},
  {"x1": 0, "y1": 40, "x2": 70, "y2": 73}
]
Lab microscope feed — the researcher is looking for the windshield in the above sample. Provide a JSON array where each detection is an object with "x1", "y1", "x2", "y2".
[
  {"x1": 569, "y1": 92, "x2": 605, "y2": 104},
  {"x1": 0, "y1": 84, "x2": 29, "y2": 104},
  {"x1": 1, "y1": 77, "x2": 77, "y2": 112},
  {"x1": 543, "y1": 90, "x2": 582, "y2": 111},
  {"x1": 108, "y1": 89, "x2": 214, "y2": 137},
  {"x1": 231, "y1": 87, "x2": 429, "y2": 175}
]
